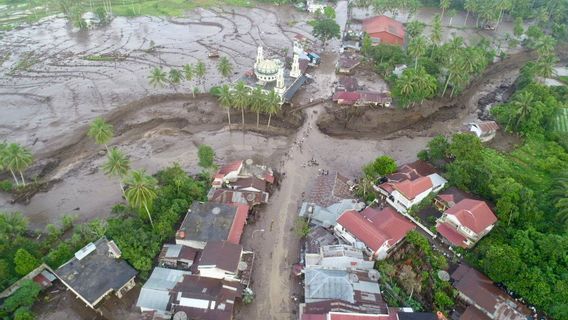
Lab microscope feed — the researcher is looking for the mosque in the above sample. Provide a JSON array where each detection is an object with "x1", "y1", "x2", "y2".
[{"x1": 239, "y1": 46, "x2": 309, "y2": 104}]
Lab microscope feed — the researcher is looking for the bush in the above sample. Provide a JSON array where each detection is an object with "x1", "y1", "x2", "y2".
[
  {"x1": 13, "y1": 249, "x2": 39, "y2": 276},
  {"x1": 2, "y1": 280, "x2": 41, "y2": 313},
  {"x1": 0, "y1": 180, "x2": 13, "y2": 192},
  {"x1": 362, "y1": 156, "x2": 397, "y2": 178}
]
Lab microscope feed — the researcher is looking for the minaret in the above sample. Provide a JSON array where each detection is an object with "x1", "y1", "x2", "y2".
[
  {"x1": 255, "y1": 46, "x2": 264, "y2": 65},
  {"x1": 290, "y1": 54, "x2": 301, "y2": 78},
  {"x1": 275, "y1": 67, "x2": 286, "y2": 97}
]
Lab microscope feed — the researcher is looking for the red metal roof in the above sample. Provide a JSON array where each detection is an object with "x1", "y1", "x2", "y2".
[
  {"x1": 217, "y1": 160, "x2": 243, "y2": 175},
  {"x1": 392, "y1": 176, "x2": 433, "y2": 200},
  {"x1": 476, "y1": 121, "x2": 499, "y2": 134},
  {"x1": 362, "y1": 16, "x2": 405, "y2": 39},
  {"x1": 302, "y1": 315, "x2": 327, "y2": 320},
  {"x1": 445, "y1": 199, "x2": 497, "y2": 234},
  {"x1": 436, "y1": 222, "x2": 468, "y2": 248},
  {"x1": 337, "y1": 207, "x2": 415, "y2": 252},
  {"x1": 329, "y1": 313, "x2": 397, "y2": 320},
  {"x1": 227, "y1": 204, "x2": 249, "y2": 244},
  {"x1": 333, "y1": 91, "x2": 361, "y2": 103}
]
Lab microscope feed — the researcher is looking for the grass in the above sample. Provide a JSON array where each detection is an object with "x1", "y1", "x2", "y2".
[
  {"x1": 9, "y1": 52, "x2": 38, "y2": 75},
  {"x1": 554, "y1": 108, "x2": 568, "y2": 132},
  {"x1": 0, "y1": 0, "x2": 254, "y2": 29},
  {"x1": 83, "y1": 53, "x2": 127, "y2": 61},
  {"x1": 558, "y1": 76, "x2": 568, "y2": 85}
]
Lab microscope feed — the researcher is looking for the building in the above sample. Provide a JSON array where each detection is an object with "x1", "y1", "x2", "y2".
[
  {"x1": 208, "y1": 188, "x2": 269, "y2": 207},
  {"x1": 306, "y1": 0, "x2": 327, "y2": 13},
  {"x1": 377, "y1": 174, "x2": 447, "y2": 214},
  {"x1": 299, "y1": 172, "x2": 363, "y2": 227},
  {"x1": 196, "y1": 241, "x2": 255, "y2": 285},
  {"x1": 212, "y1": 159, "x2": 274, "y2": 189},
  {"x1": 466, "y1": 121, "x2": 499, "y2": 142},
  {"x1": 332, "y1": 91, "x2": 392, "y2": 107},
  {"x1": 433, "y1": 187, "x2": 472, "y2": 212},
  {"x1": 334, "y1": 207, "x2": 415, "y2": 260},
  {"x1": 303, "y1": 268, "x2": 387, "y2": 313},
  {"x1": 305, "y1": 244, "x2": 374, "y2": 271},
  {"x1": 54, "y1": 237, "x2": 137, "y2": 309},
  {"x1": 451, "y1": 264, "x2": 530, "y2": 320},
  {"x1": 136, "y1": 267, "x2": 192, "y2": 317},
  {"x1": 158, "y1": 244, "x2": 200, "y2": 270},
  {"x1": 304, "y1": 226, "x2": 340, "y2": 254},
  {"x1": 175, "y1": 202, "x2": 249, "y2": 249},
  {"x1": 362, "y1": 15, "x2": 405, "y2": 46},
  {"x1": 336, "y1": 76, "x2": 359, "y2": 92},
  {"x1": 239, "y1": 46, "x2": 308, "y2": 103},
  {"x1": 436, "y1": 199, "x2": 497, "y2": 249},
  {"x1": 169, "y1": 275, "x2": 243, "y2": 320},
  {"x1": 336, "y1": 55, "x2": 361, "y2": 74}
]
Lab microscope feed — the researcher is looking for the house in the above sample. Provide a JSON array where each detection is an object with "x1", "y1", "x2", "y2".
[
  {"x1": 54, "y1": 237, "x2": 137, "y2": 309},
  {"x1": 332, "y1": 91, "x2": 361, "y2": 105},
  {"x1": 362, "y1": 15, "x2": 405, "y2": 46},
  {"x1": 336, "y1": 76, "x2": 359, "y2": 93},
  {"x1": 208, "y1": 188, "x2": 269, "y2": 207},
  {"x1": 341, "y1": 40, "x2": 361, "y2": 52},
  {"x1": 196, "y1": 241, "x2": 255, "y2": 285},
  {"x1": 303, "y1": 268, "x2": 387, "y2": 314},
  {"x1": 304, "y1": 226, "x2": 339, "y2": 255},
  {"x1": 334, "y1": 207, "x2": 415, "y2": 260},
  {"x1": 466, "y1": 121, "x2": 499, "y2": 142},
  {"x1": 306, "y1": 0, "x2": 327, "y2": 13},
  {"x1": 377, "y1": 174, "x2": 447, "y2": 214},
  {"x1": 136, "y1": 267, "x2": 192, "y2": 317},
  {"x1": 158, "y1": 244, "x2": 200, "y2": 270},
  {"x1": 299, "y1": 172, "x2": 363, "y2": 227},
  {"x1": 356, "y1": 91, "x2": 391, "y2": 107},
  {"x1": 169, "y1": 275, "x2": 243, "y2": 320},
  {"x1": 436, "y1": 199, "x2": 497, "y2": 248},
  {"x1": 305, "y1": 244, "x2": 374, "y2": 271},
  {"x1": 175, "y1": 202, "x2": 249, "y2": 249},
  {"x1": 451, "y1": 264, "x2": 531, "y2": 320},
  {"x1": 337, "y1": 55, "x2": 361, "y2": 74},
  {"x1": 212, "y1": 159, "x2": 275, "y2": 189},
  {"x1": 300, "y1": 306, "x2": 439, "y2": 320},
  {"x1": 433, "y1": 186, "x2": 471, "y2": 212}
]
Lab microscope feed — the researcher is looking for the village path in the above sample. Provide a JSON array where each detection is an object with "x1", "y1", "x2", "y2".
[{"x1": 237, "y1": 2, "x2": 431, "y2": 318}]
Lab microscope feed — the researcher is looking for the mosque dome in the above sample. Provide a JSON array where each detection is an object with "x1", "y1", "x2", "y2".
[{"x1": 254, "y1": 59, "x2": 283, "y2": 82}]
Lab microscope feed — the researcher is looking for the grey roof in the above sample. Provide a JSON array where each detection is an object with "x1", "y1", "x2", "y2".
[
  {"x1": 55, "y1": 237, "x2": 137, "y2": 306},
  {"x1": 300, "y1": 199, "x2": 361, "y2": 227},
  {"x1": 305, "y1": 226, "x2": 338, "y2": 254},
  {"x1": 177, "y1": 202, "x2": 238, "y2": 242},
  {"x1": 283, "y1": 74, "x2": 308, "y2": 102},
  {"x1": 305, "y1": 268, "x2": 380, "y2": 303},
  {"x1": 397, "y1": 312, "x2": 438, "y2": 320},
  {"x1": 164, "y1": 244, "x2": 182, "y2": 258},
  {"x1": 136, "y1": 267, "x2": 192, "y2": 313}
]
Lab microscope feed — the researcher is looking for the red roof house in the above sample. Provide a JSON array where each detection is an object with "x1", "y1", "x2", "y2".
[
  {"x1": 362, "y1": 15, "x2": 405, "y2": 46},
  {"x1": 332, "y1": 91, "x2": 361, "y2": 105},
  {"x1": 334, "y1": 207, "x2": 415, "y2": 260},
  {"x1": 212, "y1": 160, "x2": 243, "y2": 187},
  {"x1": 436, "y1": 199, "x2": 497, "y2": 248}
]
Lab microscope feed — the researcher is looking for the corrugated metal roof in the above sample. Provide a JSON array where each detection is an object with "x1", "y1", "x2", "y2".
[{"x1": 136, "y1": 267, "x2": 192, "y2": 313}]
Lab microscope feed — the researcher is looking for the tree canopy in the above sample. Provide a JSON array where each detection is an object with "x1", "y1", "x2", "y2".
[{"x1": 311, "y1": 18, "x2": 340, "y2": 46}]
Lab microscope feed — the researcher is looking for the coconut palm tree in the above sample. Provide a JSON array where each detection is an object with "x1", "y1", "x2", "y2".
[
  {"x1": 430, "y1": 15, "x2": 442, "y2": 47},
  {"x1": 195, "y1": 61, "x2": 207, "y2": 92},
  {"x1": 168, "y1": 68, "x2": 184, "y2": 92},
  {"x1": 182, "y1": 63, "x2": 195, "y2": 97},
  {"x1": 2, "y1": 143, "x2": 33, "y2": 186},
  {"x1": 217, "y1": 56, "x2": 233, "y2": 82},
  {"x1": 552, "y1": 173, "x2": 568, "y2": 229},
  {"x1": 123, "y1": 170, "x2": 157, "y2": 228},
  {"x1": 218, "y1": 84, "x2": 233, "y2": 127},
  {"x1": 408, "y1": 36, "x2": 427, "y2": 69},
  {"x1": 464, "y1": 0, "x2": 477, "y2": 26},
  {"x1": 440, "y1": 0, "x2": 451, "y2": 21},
  {"x1": 148, "y1": 67, "x2": 167, "y2": 88},
  {"x1": 508, "y1": 91, "x2": 534, "y2": 130},
  {"x1": 406, "y1": 20, "x2": 425, "y2": 39},
  {"x1": 536, "y1": 35, "x2": 556, "y2": 59},
  {"x1": 265, "y1": 90, "x2": 281, "y2": 129},
  {"x1": 533, "y1": 54, "x2": 557, "y2": 81},
  {"x1": 87, "y1": 117, "x2": 114, "y2": 151},
  {"x1": 102, "y1": 147, "x2": 130, "y2": 194},
  {"x1": 250, "y1": 87, "x2": 266, "y2": 128},
  {"x1": 233, "y1": 81, "x2": 250, "y2": 130}
]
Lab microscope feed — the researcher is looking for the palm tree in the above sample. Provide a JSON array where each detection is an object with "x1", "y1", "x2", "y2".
[
  {"x1": 123, "y1": 170, "x2": 158, "y2": 228},
  {"x1": 536, "y1": 36, "x2": 556, "y2": 59},
  {"x1": 102, "y1": 147, "x2": 130, "y2": 194},
  {"x1": 195, "y1": 61, "x2": 207, "y2": 92},
  {"x1": 265, "y1": 90, "x2": 281, "y2": 129},
  {"x1": 87, "y1": 117, "x2": 114, "y2": 151},
  {"x1": 430, "y1": 15, "x2": 442, "y2": 47},
  {"x1": 508, "y1": 91, "x2": 534, "y2": 130},
  {"x1": 2, "y1": 143, "x2": 33, "y2": 186},
  {"x1": 218, "y1": 84, "x2": 233, "y2": 127},
  {"x1": 217, "y1": 57, "x2": 233, "y2": 82},
  {"x1": 182, "y1": 64, "x2": 195, "y2": 97},
  {"x1": 148, "y1": 67, "x2": 167, "y2": 88},
  {"x1": 233, "y1": 81, "x2": 250, "y2": 130},
  {"x1": 440, "y1": 0, "x2": 450, "y2": 21},
  {"x1": 464, "y1": 0, "x2": 476, "y2": 26},
  {"x1": 249, "y1": 87, "x2": 266, "y2": 128},
  {"x1": 495, "y1": 0, "x2": 512, "y2": 28},
  {"x1": 168, "y1": 68, "x2": 184, "y2": 92},
  {"x1": 552, "y1": 173, "x2": 568, "y2": 229},
  {"x1": 408, "y1": 36, "x2": 427, "y2": 69},
  {"x1": 534, "y1": 54, "x2": 557, "y2": 81},
  {"x1": 413, "y1": 67, "x2": 438, "y2": 102},
  {"x1": 405, "y1": 20, "x2": 425, "y2": 39}
]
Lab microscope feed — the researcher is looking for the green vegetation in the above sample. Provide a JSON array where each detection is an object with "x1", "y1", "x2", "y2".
[
  {"x1": 0, "y1": 143, "x2": 33, "y2": 187},
  {"x1": 9, "y1": 52, "x2": 38, "y2": 75},
  {"x1": 376, "y1": 231, "x2": 454, "y2": 314},
  {"x1": 0, "y1": 280, "x2": 41, "y2": 319},
  {"x1": 197, "y1": 144, "x2": 216, "y2": 170},
  {"x1": 311, "y1": 18, "x2": 341, "y2": 47},
  {"x1": 362, "y1": 155, "x2": 397, "y2": 178},
  {"x1": 294, "y1": 217, "x2": 310, "y2": 237},
  {"x1": 107, "y1": 164, "x2": 207, "y2": 275}
]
